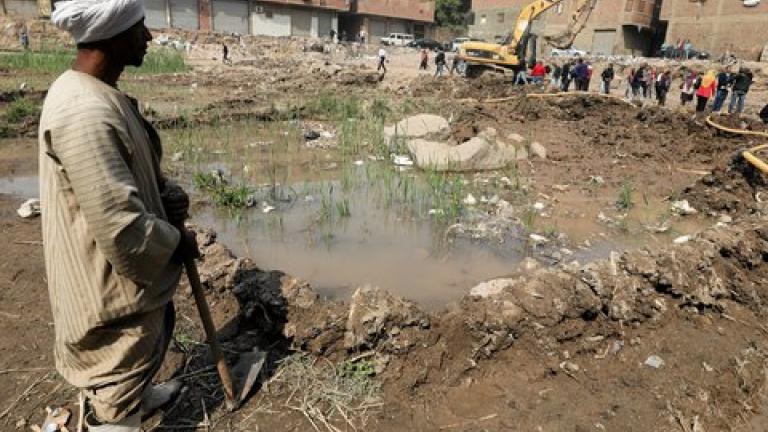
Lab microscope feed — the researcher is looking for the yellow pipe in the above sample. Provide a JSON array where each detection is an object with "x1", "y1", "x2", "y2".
[
  {"x1": 742, "y1": 144, "x2": 768, "y2": 175},
  {"x1": 706, "y1": 116, "x2": 768, "y2": 138}
]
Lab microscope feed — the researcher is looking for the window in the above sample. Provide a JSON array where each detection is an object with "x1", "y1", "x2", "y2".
[
  {"x1": 497, "y1": 12, "x2": 504, "y2": 23},
  {"x1": 265, "y1": 10, "x2": 273, "y2": 18},
  {"x1": 480, "y1": 14, "x2": 487, "y2": 24},
  {"x1": 625, "y1": 0, "x2": 633, "y2": 12}
]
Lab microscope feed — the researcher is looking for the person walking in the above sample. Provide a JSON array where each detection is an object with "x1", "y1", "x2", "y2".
[
  {"x1": 450, "y1": 54, "x2": 460, "y2": 76},
  {"x1": 419, "y1": 48, "x2": 429, "y2": 70},
  {"x1": 434, "y1": 49, "x2": 446, "y2": 78},
  {"x1": 655, "y1": 70, "x2": 671, "y2": 106},
  {"x1": 728, "y1": 67, "x2": 753, "y2": 115},
  {"x1": 695, "y1": 70, "x2": 717, "y2": 114},
  {"x1": 377, "y1": 46, "x2": 387, "y2": 72},
  {"x1": 640, "y1": 66, "x2": 651, "y2": 98},
  {"x1": 19, "y1": 25, "x2": 30, "y2": 50},
  {"x1": 601, "y1": 64, "x2": 614, "y2": 94},
  {"x1": 585, "y1": 62, "x2": 594, "y2": 91},
  {"x1": 530, "y1": 60, "x2": 547, "y2": 85},
  {"x1": 711, "y1": 68, "x2": 731, "y2": 112},
  {"x1": 680, "y1": 70, "x2": 697, "y2": 106},
  {"x1": 222, "y1": 43, "x2": 230, "y2": 64},
  {"x1": 44, "y1": 4, "x2": 196, "y2": 431},
  {"x1": 561, "y1": 61, "x2": 572, "y2": 91}
]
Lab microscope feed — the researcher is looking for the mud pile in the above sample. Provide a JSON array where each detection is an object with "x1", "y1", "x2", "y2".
[
  {"x1": 408, "y1": 74, "x2": 532, "y2": 100},
  {"x1": 683, "y1": 156, "x2": 768, "y2": 215}
]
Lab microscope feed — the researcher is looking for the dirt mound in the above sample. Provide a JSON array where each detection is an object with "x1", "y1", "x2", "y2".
[
  {"x1": 409, "y1": 74, "x2": 534, "y2": 100},
  {"x1": 683, "y1": 155, "x2": 768, "y2": 215}
]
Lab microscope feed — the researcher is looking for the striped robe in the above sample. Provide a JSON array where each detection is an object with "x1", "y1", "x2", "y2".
[{"x1": 38, "y1": 70, "x2": 182, "y2": 422}]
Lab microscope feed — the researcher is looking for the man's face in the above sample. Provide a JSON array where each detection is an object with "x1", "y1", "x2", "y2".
[{"x1": 112, "y1": 18, "x2": 153, "y2": 67}]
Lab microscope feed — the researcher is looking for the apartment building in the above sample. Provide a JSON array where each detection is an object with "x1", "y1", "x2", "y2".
[
  {"x1": 660, "y1": 0, "x2": 768, "y2": 60},
  {"x1": 467, "y1": 0, "x2": 545, "y2": 43},
  {"x1": 3, "y1": 0, "x2": 435, "y2": 41},
  {"x1": 469, "y1": 0, "x2": 664, "y2": 56}
]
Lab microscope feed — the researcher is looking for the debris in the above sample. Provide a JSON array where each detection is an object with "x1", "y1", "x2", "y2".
[
  {"x1": 588, "y1": 176, "x2": 605, "y2": 186},
  {"x1": 702, "y1": 362, "x2": 714, "y2": 372},
  {"x1": 644, "y1": 355, "x2": 665, "y2": 369},
  {"x1": 407, "y1": 128, "x2": 521, "y2": 171},
  {"x1": 38, "y1": 406, "x2": 71, "y2": 432},
  {"x1": 171, "y1": 151, "x2": 184, "y2": 162},
  {"x1": 529, "y1": 142, "x2": 547, "y2": 159},
  {"x1": 469, "y1": 278, "x2": 515, "y2": 298},
  {"x1": 353, "y1": 160, "x2": 364, "y2": 166},
  {"x1": 529, "y1": 233, "x2": 548, "y2": 244},
  {"x1": 383, "y1": 114, "x2": 450, "y2": 146},
  {"x1": 392, "y1": 155, "x2": 414, "y2": 166},
  {"x1": 16, "y1": 198, "x2": 40, "y2": 218},
  {"x1": 507, "y1": 132, "x2": 525, "y2": 143},
  {"x1": 463, "y1": 194, "x2": 477, "y2": 206},
  {"x1": 671, "y1": 200, "x2": 698, "y2": 216},
  {"x1": 559, "y1": 361, "x2": 580, "y2": 373},
  {"x1": 262, "y1": 204, "x2": 275, "y2": 213},
  {"x1": 533, "y1": 202, "x2": 546, "y2": 211},
  {"x1": 673, "y1": 235, "x2": 692, "y2": 244}
]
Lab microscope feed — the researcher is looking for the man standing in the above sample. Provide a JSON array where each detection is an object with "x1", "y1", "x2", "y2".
[
  {"x1": 560, "y1": 61, "x2": 572, "y2": 92},
  {"x1": 43, "y1": 3, "x2": 195, "y2": 431},
  {"x1": 19, "y1": 25, "x2": 30, "y2": 50},
  {"x1": 529, "y1": 61, "x2": 546, "y2": 85},
  {"x1": 573, "y1": 58, "x2": 588, "y2": 91},
  {"x1": 434, "y1": 49, "x2": 446, "y2": 78},
  {"x1": 377, "y1": 46, "x2": 387, "y2": 72},
  {"x1": 711, "y1": 68, "x2": 731, "y2": 112},
  {"x1": 601, "y1": 63, "x2": 614, "y2": 94},
  {"x1": 728, "y1": 67, "x2": 753, "y2": 115},
  {"x1": 222, "y1": 42, "x2": 230, "y2": 64}
]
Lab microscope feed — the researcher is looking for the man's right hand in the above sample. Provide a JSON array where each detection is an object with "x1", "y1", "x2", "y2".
[{"x1": 173, "y1": 229, "x2": 200, "y2": 263}]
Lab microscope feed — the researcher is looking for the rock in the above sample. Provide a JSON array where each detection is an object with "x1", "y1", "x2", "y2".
[
  {"x1": 559, "y1": 361, "x2": 580, "y2": 373},
  {"x1": 304, "y1": 130, "x2": 321, "y2": 141},
  {"x1": 16, "y1": 198, "x2": 40, "y2": 218},
  {"x1": 673, "y1": 235, "x2": 692, "y2": 244},
  {"x1": 407, "y1": 128, "x2": 520, "y2": 171},
  {"x1": 644, "y1": 355, "x2": 665, "y2": 369},
  {"x1": 671, "y1": 200, "x2": 698, "y2": 215},
  {"x1": 529, "y1": 233, "x2": 548, "y2": 244},
  {"x1": 520, "y1": 257, "x2": 541, "y2": 272},
  {"x1": 384, "y1": 114, "x2": 449, "y2": 147},
  {"x1": 344, "y1": 285, "x2": 429, "y2": 351},
  {"x1": 529, "y1": 142, "x2": 547, "y2": 159},
  {"x1": 507, "y1": 132, "x2": 525, "y2": 143},
  {"x1": 469, "y1": 278, "x2": 516, "y2": 298}
]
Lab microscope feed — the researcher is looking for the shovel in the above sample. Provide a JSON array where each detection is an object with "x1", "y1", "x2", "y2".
[{"x1": 177, "y1": 225, "x2": 266, "y2": 411}]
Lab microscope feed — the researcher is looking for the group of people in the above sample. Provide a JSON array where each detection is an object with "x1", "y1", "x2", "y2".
[
  {"x1": 680, "y1": 67, "x2": 755, "y2": 115},
  {"x1": 416, "y1": 48, "x2": 456, "y2": 77},
  {"x1": 516, "y1": 58, "x2": 759, "y2": 115}
]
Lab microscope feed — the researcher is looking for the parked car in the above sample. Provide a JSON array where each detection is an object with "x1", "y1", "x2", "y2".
[
  {"x1": 550, "y1": 48, "x2": 588, "y2": 57},
  {"x1": 451, "y1": 37, "x2": 470, "y2": 52},
  {"x1": 381, "y1": 33, "x2": 415, "y2": 47},
  {"x1": 407, "y1": 38, "x2": 443, "y2": 50}
]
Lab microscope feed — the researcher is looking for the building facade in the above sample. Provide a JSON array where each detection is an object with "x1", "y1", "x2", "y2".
[
  {"x1": 660, "y1": 0, "x2": 768, "y2": 60},
  {"x1": 2, "y1": 0, "x2": 434, "y2": 41},
  {"x1": 469, "y1": 0, "x2": 665, "y2": 57}
]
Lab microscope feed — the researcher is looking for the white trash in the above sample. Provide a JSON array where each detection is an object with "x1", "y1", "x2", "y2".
[{"x1": 17, "y1": 198, "x2": 40, "y2": 219}]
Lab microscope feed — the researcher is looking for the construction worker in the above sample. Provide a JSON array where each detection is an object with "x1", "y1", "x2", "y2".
[{"x1": 43, "y1": 3, "x2": 196, "y2": 431}]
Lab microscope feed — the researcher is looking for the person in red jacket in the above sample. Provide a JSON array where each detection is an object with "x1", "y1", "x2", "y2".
[
  {"x1": 695, "y1": 70, "x2": 717, "y2": 114},
  {"x1": 530, "y1": 61, "x2": 547, "y2": 85}
]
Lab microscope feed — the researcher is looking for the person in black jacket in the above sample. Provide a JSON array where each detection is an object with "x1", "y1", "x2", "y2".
[
  {"x1": 561, "y1": 61, "x2": 572, "y2": 92},
  {"x1": 760, "y1": 104, "x2": 768, "y2": 124},
  {"x1": 601, "y1": 64, "x2": 614, "y2": 94},
  {"x1": 728, "y1": 68, "x2": 753, "y2": 114},
  {"x1": 711, "y1": 69, "x2": 730, "y2": 112}
]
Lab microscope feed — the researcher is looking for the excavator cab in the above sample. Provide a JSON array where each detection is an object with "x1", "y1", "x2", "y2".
[{"x1": 456, "y1": 0, "x2": 596, "y2": 78}]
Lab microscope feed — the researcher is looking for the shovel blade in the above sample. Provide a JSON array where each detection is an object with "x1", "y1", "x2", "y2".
[{"x1": 231, "y1": 348, "x2": 267, "y2": 404}]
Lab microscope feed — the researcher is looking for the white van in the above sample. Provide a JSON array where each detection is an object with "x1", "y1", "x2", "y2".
[{"x1": 381, "y1": 33, "x2": 415, "y2": 47}]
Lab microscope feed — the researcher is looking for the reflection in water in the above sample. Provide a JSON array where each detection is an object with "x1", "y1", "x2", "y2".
[{"x1": 0, "y1": 176, "x2": 38, "y2": 198}]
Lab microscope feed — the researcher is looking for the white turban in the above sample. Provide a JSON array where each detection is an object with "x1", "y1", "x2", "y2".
[{"x1": 51, "y1": 0, "x2": 145, "y2": 44}]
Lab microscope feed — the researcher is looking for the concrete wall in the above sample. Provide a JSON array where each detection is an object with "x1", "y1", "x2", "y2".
[
  {"x1": 260, "y1": 0, "x2": 348, "y2": 11},
  {"x1": 660, "y1": 0, "x2": 768, "y2": 60},
  {"x1": 251, "y1": 3, "x2": 338, "y2": 37},
  {"x1": 5, "y1": 0, "x2": 38, "y2": 17},
  {"x1": 355, "y1": 0, "x2": 435, "y2": 23}
]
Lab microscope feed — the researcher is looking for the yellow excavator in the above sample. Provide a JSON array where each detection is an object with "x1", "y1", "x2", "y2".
[{"x1": 457, "y1": 0, "x2": 597, "y2": 77}]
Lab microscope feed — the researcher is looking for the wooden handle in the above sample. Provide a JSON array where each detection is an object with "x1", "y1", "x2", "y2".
[{"x1": 179, "y1": 232, "x2": 238, "y2": 410}]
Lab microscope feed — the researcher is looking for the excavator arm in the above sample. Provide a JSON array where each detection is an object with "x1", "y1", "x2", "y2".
[{"x1": 510, "y1": 0, "x2": 598, "y2": 52}]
